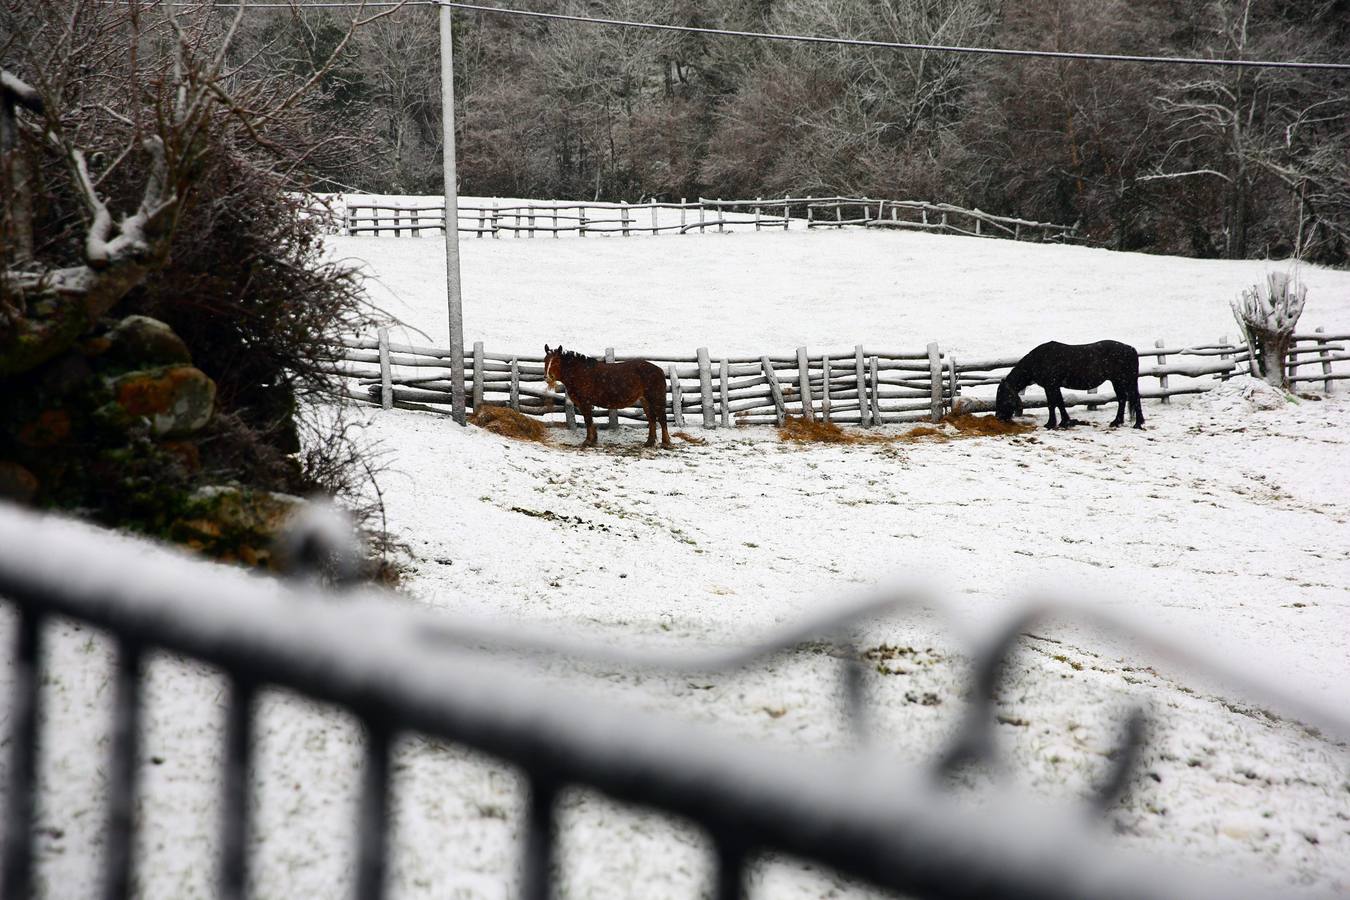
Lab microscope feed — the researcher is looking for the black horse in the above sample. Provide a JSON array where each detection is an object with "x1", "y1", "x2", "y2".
[{"x1": 995, "y1": 340, "x2": 1145, "y2": 429}]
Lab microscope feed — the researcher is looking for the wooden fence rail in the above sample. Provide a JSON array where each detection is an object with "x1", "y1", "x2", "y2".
[
  {"x1": 332, "y1": 195, "x2": 1076, "y2": 243},
  {"x1": 331, "y1": 330, "x2": 1348, "y2": 428}
]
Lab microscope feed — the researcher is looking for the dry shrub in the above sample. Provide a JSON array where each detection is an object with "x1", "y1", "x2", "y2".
[
  {"x1": 469, "y1": 405, "x2": 551, "y2": 444},
  {"x1": 942, "y1": 412, "x2": 1036, "y2": 436},
  {"x1": 672, "y1": 431, "x2": 706, "y2": 445}
]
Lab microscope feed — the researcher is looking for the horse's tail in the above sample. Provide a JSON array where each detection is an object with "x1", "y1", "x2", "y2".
[{"x1": 641, "y1": 361, "x2": 669, "y2": 422}]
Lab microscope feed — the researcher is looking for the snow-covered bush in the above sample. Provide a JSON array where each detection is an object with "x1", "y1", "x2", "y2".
[{"x1": 1231, "y1": 271, "x2": 1307, "y2": 389}]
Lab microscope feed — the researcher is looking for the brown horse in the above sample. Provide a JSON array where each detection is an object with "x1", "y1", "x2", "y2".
[{"x1": 544, "y1": 346, "x2": 672, "y2": 449}]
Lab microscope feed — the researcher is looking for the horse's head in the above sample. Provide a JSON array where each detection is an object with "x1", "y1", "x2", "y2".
[
  {"x1": 994, "y1": 378, "x2": 1023, "y2": 421},
  {"x1": 543, "y1": 344, "x2": 562, "y2": 390}
]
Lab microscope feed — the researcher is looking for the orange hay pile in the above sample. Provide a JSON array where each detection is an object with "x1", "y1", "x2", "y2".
[
  {"x1": 942, "y1": 412, "x2": 1036, "y2": 436},
  {"x1": 468, "y1": 405, "x2": 551, "y2": 444},
  {"x1": 894, "y1": 425, "x2": 950, "y2": 443},
  {"x1": 778, "y1": 416, "x2": 875, "y2": 444},
  {"x1": 672, "y1": 431, "x2": 707, "y2": 445}
]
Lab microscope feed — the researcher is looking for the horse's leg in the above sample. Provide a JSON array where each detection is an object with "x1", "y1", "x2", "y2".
[
  {"x1": 580, "y1": 406, "x2": 596, "y2": 447},
  {"x1": 654, "y1": 387, "x2": 672, "y2": 449},
  {"x1": 1131, "y1": 383, "x2": 1146, "y2": 429},
  {"x1": 1109, "y1": 379, "x2": 1126, "y2": 427},
  {"x1": 1043, "y1": 386, "x2": 1060, "y2": 429},
  {"x1": 638, "y1": 397, "x2": 656, "y2": 447}
]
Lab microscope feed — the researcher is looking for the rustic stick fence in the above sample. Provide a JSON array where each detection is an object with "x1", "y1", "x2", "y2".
[
  {"x1": 335, "y1": 196, "x2": 1076, "y2": 243},
  {"x1": 327, "y1": 331, "x2": 1349, "y2": 427}
]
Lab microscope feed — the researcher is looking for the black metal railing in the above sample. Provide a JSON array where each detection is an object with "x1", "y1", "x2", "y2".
[{"x1": 2, "y1": 502, "x2": 1345, "y2": 900}]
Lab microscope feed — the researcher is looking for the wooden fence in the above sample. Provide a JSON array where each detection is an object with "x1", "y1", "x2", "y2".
[
  {"x1": 327, "y1": 329, "x2": 1348, "y2": 428},
  {"x1": 336, "y1": 196, "x2": 1076, "y2": 243}
]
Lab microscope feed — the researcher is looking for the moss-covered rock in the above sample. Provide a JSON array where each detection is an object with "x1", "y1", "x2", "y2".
[
  {"x1": 107, "y1": 315, "x2": 192, "y2": 368},
  {"x1": 0, "y1": 461, "x2": 39, "y2": 503},
  {"x1": 108, "y1": 365, "x2": 216, "y2": 437},
  {"x1": 170, "y1": 485, "x2": 304, "y2": 569}
]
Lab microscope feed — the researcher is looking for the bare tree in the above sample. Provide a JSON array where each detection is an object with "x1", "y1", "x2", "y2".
[{"x1": 1232, "y1": 271, "x2": 1307, "y2": 389}]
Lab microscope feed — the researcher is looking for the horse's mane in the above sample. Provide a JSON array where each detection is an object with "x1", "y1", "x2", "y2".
[{"x1": 559, "y1": 349, "x2": 599, "y2": 367}]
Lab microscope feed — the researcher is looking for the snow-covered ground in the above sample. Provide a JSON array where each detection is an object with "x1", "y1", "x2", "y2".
[{"x1": 6, "y1": 219, "x2": 1350, "y2": 898}]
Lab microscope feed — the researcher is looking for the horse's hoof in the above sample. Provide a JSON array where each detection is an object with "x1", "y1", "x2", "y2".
[
  {"x1": 661, "y1": 443, "x2": 673, "y2": 450},
  {"x1": 1043, "y1": 423, "x2": 1056, "y2": 430},
  {"x1": 644, "y1": 441, "x2": 655, "y2": 448},
  {"x1": 1133, "y1": 424, "x2": 1146, "y2": 430}
]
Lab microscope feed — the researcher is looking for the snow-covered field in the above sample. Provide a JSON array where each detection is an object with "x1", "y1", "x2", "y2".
[{"x1": 6, "y1": 217, "x2": 1350, "y2": 898}]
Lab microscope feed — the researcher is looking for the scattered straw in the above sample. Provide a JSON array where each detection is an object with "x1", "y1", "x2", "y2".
[
  {"x1": 777, "y1": 412, "x2": 1032, "y2": 446},
  {"x1": 469, "y1": 405, "x2": 551, "y2": 444},
  {"x1": 942, "y1": 412, "x2": 1036, "y2": 436},
  {"x1": 673, "y1": 431, "x2": 706, "y2": 445},
  {"x1": 778, "y1": 416, "x2": 877, "y2": 444}
]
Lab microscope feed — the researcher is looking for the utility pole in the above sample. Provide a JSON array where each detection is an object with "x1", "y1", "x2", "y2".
[{"x1": 439, "y1": 1, "x2": 467, "y2": 424}]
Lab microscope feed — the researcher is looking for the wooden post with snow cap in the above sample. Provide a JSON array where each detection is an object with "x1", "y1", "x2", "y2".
[
  {"x1": 1317, "y1": 326, "x2": 1333, "y2": 393},
  {"x1": 869, "y1": 356, "x2": 884, "y2": 425},
  {"x1": 472, "y1": 341, "x2": 484, "y2": 413},
  {"x1": 377, "y1": 327, "x2": 393, "y2": 410},
  {"x1": 927, "y1": 343, "x2": 943, "y2": 423},
  {"x1": 698, "y1": 348, "x2": 715, "y2": 428},
  {"x1": 509, "y1": 357, "x2": 520, "y2": 410},
  {"x1": 605, "y1": 348, "x2": 617, "y2": 428},
  {"x1": 621, "y1": 201, "x2": 630, "y2": 237},
  {"x1": 854, "y1": 345, "x2": 870, "y2": 427},
  {"x1": 719, "y1": 359, "x2": 731, "y2": 427},
  {"x1": 762, "y1": 357, "x2": 787, "y2": 426},
  {"x1": 821, "y1": 355, "x2": 832, "y2": 422},
  {"x1": 1219, "y1": 336, "x2": 1232, "y2": 381},
  {"x1": 669, "y1": 365, "x2": 684, "y2": 428},
  {"x1": 797, "y1": 347, "x2": 814, "y2": 421},
  {"x1": 1155, "y1": 339, "x2": 1169, "y2": 404}
]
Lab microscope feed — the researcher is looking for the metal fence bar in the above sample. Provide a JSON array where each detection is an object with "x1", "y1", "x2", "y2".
[
  {"x1": 355, "y1": 719, "x2": 393, "y2": 900},
  {"x1": 103, "y1": 640, "x2": 144, "y2": 900},
  {"x1": 521, "y1": 778, "x2": 558, "y2": 900},
  {"x1": 2, "y1": 607, "x2": 42, "y2": 900},
  {"x1": 219, "y1": 678, "x2": 256, "y2": 900}
]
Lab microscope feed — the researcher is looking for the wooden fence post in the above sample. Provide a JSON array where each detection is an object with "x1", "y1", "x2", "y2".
[
  {"x1": 854, "y1": 345, "x2": 870, "y2": 427},
  {"x1": 509, "y1": 356, "x2": 520, "y2": 410},
  {"x1": 345, "y1": 203, "x2": 356, "y2": 236},
  {"x1": 528, "y1": 204, "x2": 536, "y2": 238},
  {"x1": 1155, "y1": 339, "x2": 1169, "y2": 403},
  {"x1": 719, "y1": 359, "x2": 731, "y2": 428},
  {"x1": 698, "y1": 201, "x2": 706, "y2": 234},
  {"x1": 565, "y1": 398, "x2": 576, "y2": 430},
  {"x1": 807, "y1": 196, "x2": 814, "y2": 228},
  {"x1": 650, "y1": 200, "x2": 658, "y2": 235},
  {"x1": 762, "y1": 357, "x2": 787, "y2": 426},
  {"x1": 552, "y1": 206, "x2": 558, "y2": 238},
  {"x1": 698, "y1": 348, "x2": 715, "y2": 428},
  {"x1": 1317, "y1": 326, "x2": 1333, "y2": 393},
  {"x1": 717, "y1": 199, "x2": 725, "y2": 233},
  {"x1": 411, "y1": 208, "x2": 420, "y2": 237},
  {"x1": 622, "y1": 201, "x2": 630, "y2": 237},
  {"x1": 821, "y1": 355, "x2": 832, "y2": 422},
  {"x1": 670, "y1": 365, "x2": 684, "y2": 427},
  {"x1": 377, "y1": 327, "x2": 393, "y2": 410},
  {"x1": 928, "y1": 343, "x2": 943, "y2": 422},
  {"x1": 605, "y1": 348, "x2": 617, "y2": 427},
  {"x1": 869, "y1": 356, "x2": 884, "y2": 425},
  {"x1": 783, "y1": 194, "x2": 791, "y2": 230},
  {"x1": 580, "y1": 207, "x2": 588, "y2": 237},
  {"x1": 477, "y1": 205, "x2": 485, "y2": 238},
  {"x1": 681, "y1": 198, "x2": 687, "y2": 232},
  {"x1": 755, "y1": 198, "x2": 762, "y2": 231},
  {"x1": 1288, "y1": 334, "x2": 1301, "y2": 386},
  {"x1": 1219, "y1": 336, "x2": 1232, "y2": 380},
  {"x1": 472, "y1": 341, "x2": 484, "y2": 413},
  {"x1": 796, "y1": 346, "x2": 814, "y2": 421},
  {"x1": 491, "y1": 199, "x2": 499, "y2": 239},
  {"x1": 947, "y1": 355, "x2": 959, "y2": 408}
]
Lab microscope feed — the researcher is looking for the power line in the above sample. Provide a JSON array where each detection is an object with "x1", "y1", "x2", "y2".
[{"x1": 99, "y1": 0, "x2": 1350, "y2": 72}]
